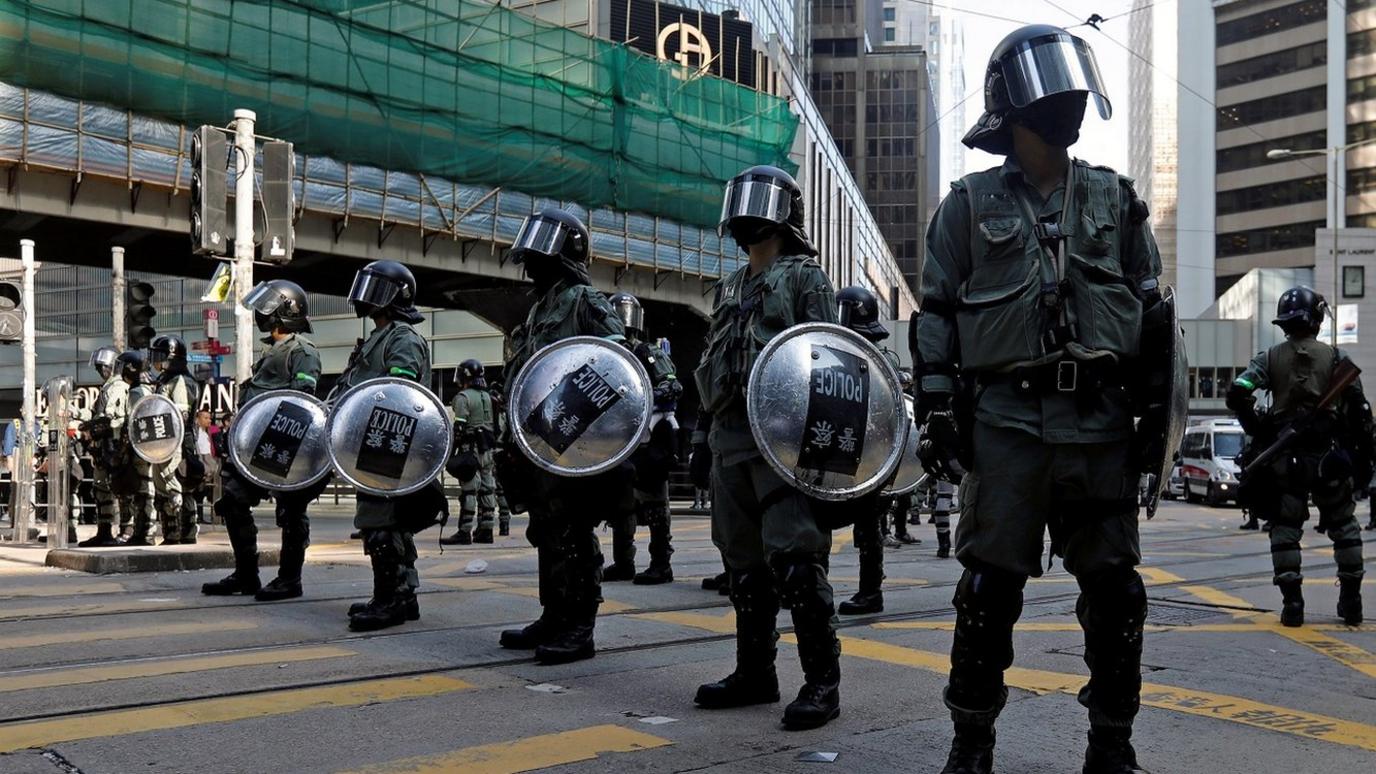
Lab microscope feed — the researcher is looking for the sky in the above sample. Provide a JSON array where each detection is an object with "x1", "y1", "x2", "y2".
[{"x1": 938, "y1": 0, "x2": 1141, "y2": 182}]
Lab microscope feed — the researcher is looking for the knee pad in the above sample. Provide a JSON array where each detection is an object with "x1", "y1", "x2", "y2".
[
  {"x1": 1078, "y1": 567, "x2": 1147, "y2": 624},
  {"x1": 363, "y1": 529, "x2": 402, "y2": 561},
  {"x1": 954, "y1": 565, "x2": 1028, "y2": 606},
  {"x1": 770, "y1": 553, "x2": 827, "y2": 609},
  {"x1": 728, "y1": 567, "x2": 779, "y2": 614}
]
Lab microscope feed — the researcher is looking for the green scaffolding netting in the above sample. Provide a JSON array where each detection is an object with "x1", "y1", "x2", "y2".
[{"x1": 0, "y1": 0, "x2": 798, "y2": 230}]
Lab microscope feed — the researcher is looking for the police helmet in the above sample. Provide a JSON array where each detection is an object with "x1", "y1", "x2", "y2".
[
  {"x1": 1273, "y1": 285, "x2": 1329, "y2": 334},
  {"x1": 456, "y1": 358, "x2": 486, "y2": 388},
  {"x1": 115, "y1": 350, "x2": 145, "y2": 384},
  {"x1": 837, "y1": 285, "x2": 888, "y2": 341},
  {"x1": 149, "y1": 335, "x2": 188, "y2": 371},
  {"x1": 89, "y1": 346, "x2": 119, "y2": 381},
  {"x1": 244, "y1": 279, "x2": 312, "y2": 334},
  {"x1": 718, "y1": 165, "x2": 818, "y2": 257},
  {"x1": 348, "y1": 260, "x2": 423, "y2": 324},
  {"x1": 510, "y1": 207, "x2": 590, "y2": 266},
  {"x1": 963, "y1": 25, "x2": 1111, "y2": 154},
  {"x1": 608, "y1": 292, "x2": 645, "y2": 336}
]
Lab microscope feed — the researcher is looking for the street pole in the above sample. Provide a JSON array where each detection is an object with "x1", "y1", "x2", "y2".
[
  {"x1": 111, "y1": 245, "x2": 125, "y2": 351},
  {"x1": 1333, "y1": 149, "x2": 1341, "y2": 346},
  {"x1": 233, "y1": 109, "x2": 256, "y2": 387},
  {"x1": 12, "y1": 239, "x2": 36, "y2": 543}
]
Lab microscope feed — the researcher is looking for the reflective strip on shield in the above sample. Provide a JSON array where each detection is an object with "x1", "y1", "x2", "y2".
[
  {"x1": 797, "y1": 345, "x2": 868, "y2": 476},
  {"x1": 250, "y1": 401, "x2": 313, "y2": 477},
  {"x1": 524, "y1": 363, "x2": 623, "y2": 454}
]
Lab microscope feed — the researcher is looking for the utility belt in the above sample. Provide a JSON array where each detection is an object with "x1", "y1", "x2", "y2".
[{"x1": 976, "y1": 357, "x2": 1123, "y2": 396}]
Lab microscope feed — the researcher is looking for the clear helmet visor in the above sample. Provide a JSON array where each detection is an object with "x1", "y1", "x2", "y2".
[
  {"x1": 718, "y1": 179, "x2": 792, "y2": 237},
  {"x1": 88, "y1": 348, "x2": 118, "y2": 371},
  {"x1": 510, "y1": 216, "x2": 570, "y2": 263},
  {"x1": 1002, "y1": 36, "x2": 1112, "y2": 119},
  {"x1": 243, "y1": 283, "x2": 286, "y2": 316},
  {"x1": 347, "y1": 271, "x2": 400, "y2": 310},
  {"x1": 611, "y1": 296, "x2": 644, "y2": 332}
]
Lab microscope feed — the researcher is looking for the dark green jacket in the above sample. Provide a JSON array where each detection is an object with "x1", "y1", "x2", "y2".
[{"x1": 241, "y1": 334, "x2": 322, "y2": 406}]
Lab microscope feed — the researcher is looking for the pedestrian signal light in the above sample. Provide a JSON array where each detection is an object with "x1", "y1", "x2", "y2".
[{"x1": 126, "y1": 281, "x2": 157, "y2": 348}]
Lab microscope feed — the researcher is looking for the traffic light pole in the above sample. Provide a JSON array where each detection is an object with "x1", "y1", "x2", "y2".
[
  {"x1": 233, "y1": 109, "x2": 255, "y2": 387},
  {"x1": 111, "y1": 245, "x2": 125, "y2": 351},
  {"x1": 11, "y1": 239, "x2": 36, "y2": 543}
]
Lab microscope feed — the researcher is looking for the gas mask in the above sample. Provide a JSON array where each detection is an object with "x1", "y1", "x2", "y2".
[{"x1": 1014, "y1": 92, "x2": 1087, "y2": 149}]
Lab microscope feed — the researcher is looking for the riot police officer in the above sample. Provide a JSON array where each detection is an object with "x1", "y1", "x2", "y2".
[
  {"x1": 497, "y1": 207, "x2": 626, "y2": 665},
  {"x1": 149, "y1": 335, "x2": 202, "y2": 545},
  {"x1": 203, "y1": 280, "x2": 325, "y2": 601},
  {"x1": 78, "y1": 346, "x2": 129, "y2": 547},
  {"x1": 914, "y1": 26, "x2": 1165, "y2": 773},
  {"x1": 440, "y1": 359, "x2": 499, "y2": 545},
  {"x1": 609, "y1": 292, "x2": 683, "y2": 585},
  {"x1": 835, "y1": 285, "x2": 897, "y2": 616},
  {"x1": 115, "y1": 351, "x2": 157, "y2": 545},
  {"x1": 339, "y1": 260, "x2": 438, "y2": 632},
  {"x1": 691, "y1": 165, "x2": 842, "y2": 730},
  {"x1": 1227, "y1": 286, "x2": 1368, "y2": 627}
]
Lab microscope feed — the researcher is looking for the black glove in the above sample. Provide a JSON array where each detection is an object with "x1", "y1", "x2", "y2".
[
  {"x1": 1225, "y1": 383, "x2": 1262, "y2": 436},
  {"x1": 916, "y1": 393, "x2": 964, "y2": 483},
  {"x1": 689, "y1": 442, "x2": 712, "y2": 490}
]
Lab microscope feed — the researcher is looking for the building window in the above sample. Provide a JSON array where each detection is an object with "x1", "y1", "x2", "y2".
[
  {"x1": 883, "y1": 7, "x2": 895, "y2": 21},
  {"x1": 1217, "y1": 85, "x2": 1326, "y2": 129},
  {"x1": 1216, "y1": 175, "x2": 1326, "y2": 215},
  {"x1": 884, "y1": 28, "x2": 895, "y2": 42},
  {"x1": 1216, "y1": 220, "x2": 1326, "y2": 258},
  {"x1": 1349, "y1": 28, "x2": 1376, "y2": 59},
  {"x1": 1216, "y1": 40, "x2": 1326, "y2": 88},
  {"x1": 1217, "y1": 129, "x2": 1327, "y2": 173},
  {"x1": 1215, "y1": 0, "x2": 1325, "y2": 47}
]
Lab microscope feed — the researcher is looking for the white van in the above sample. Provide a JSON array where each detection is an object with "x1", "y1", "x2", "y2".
[{"x1": 1179, "y1": 419, "x2": 1247, "y2": 506}]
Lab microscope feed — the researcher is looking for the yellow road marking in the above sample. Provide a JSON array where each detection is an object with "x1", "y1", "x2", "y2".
[
  {"x1": 0, "y1": 675, "x2": 474, "y2": 754},
  {"x1": 0, "y1": 620, "x2": 258, "y2": 650},
  {"x1": 830, "y1": 531, "x2": 853, "y2": 555},
  {"x1": 1273, "y1": 628, "x2": 1376, "y2": 679},
  {"x1": 835, "y1": 636, "x2": 1376, "y2": 751},
  {"x1": 340, "y1": 724, "x2": 672, "y2": 774},
  {"x1": 496, "y1": 586, "x2": 635, "y2": 614},
  {"x1": 0, "y1": 646, "x2": 354, "y2": 694},
  {"x1": 0, "y1": 581, "x2": 125, "y2": 599},
  {"x1": 633, "y1": 609, "x2": 736, "y2": 634},
  {"x1": 426, "y1": 577, "x2": 511, "y2": 592},
  {"x1": 1178, "y1": 585, "x2": 1258, "y2": 618},
  {"x1": 0, "y1": 599, "x2": 185, "y2": 621},
  {"x1": 874, "y1": 620, "x2": 1376, "y2": 634},
  {"x1": 1138, "y1": 567, "x2": 1185, "y2": 585}
]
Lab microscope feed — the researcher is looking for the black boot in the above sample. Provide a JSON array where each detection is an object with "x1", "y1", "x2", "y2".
[
  {"x1": 67, "y1": 526, "x2": 79, "y2": 544},
  {"x1": 1083, "y1": 726, "x2": 1147, "y2": 773},
  {"x1": 602, "y1": 562, "x2": 636, "y2": 582},
  {"x1": 439, "y1": 528, "x2": 472, "y2": 545},
  {"x1": 500, "y1": 610, "x2": 562, "y2": 649},
  {"x1": 202, "y1": 573, "x2": 262, "y2": 596},
  {"x1": 203, "y1": 518, "x2": 261, "y2": 596},
  {"x1": 837, "y1": 589, "x2": 883, "y2": 615},
  {"x1": 633, "y1": 510, "x2": 673, "y2": 585},
  {"x1": 78, "y1": 523, "x2": 119, "y2": 547},
  {"x1": 1239, "y1": 514, "x2": 1259, "y2": 530},
  {"x1": 1338, "y1": 576, "x2": 1363, "y2": 625},
  {"x1": 350, "y1": 532, "x2": 412, "y2": 631},
  {"x1": 258, "y1": 529, "x2": 307, "y2": 601},
  {"x1": 1279, "y1": 580, "x2": 1304, "y2": 627},
  {"x1": 499, "y1": 522, "x2": 510, "y2": 537},
  {"x1": 777, "y1": 557, "x2": 842, "y2": 730},
  {"x1": 633, "y1": 563, "x2": 673, "y2": 584},
  {"x1": 839, "y1": 547, "x2": 883, "y2": 614},
  {"x1": 534, "y1": 606, "x2": 596, "y2": 665},
  {"x1": 696, "y1": 569, "x2": 781, "y2": 709},
  {"x1": 937, "y1": 531, "x2": 952, "y2": 558},
  {"x1": 941, "y1": 723, "x2": 995, "y2": 774},
  {"x1": 348, "y1": 595, "x2": 419, "y2": 620},
  {"x1": 701, "y1": 571, "x2": 729, "y2": 594},
  {"x1": 473, "y1": 527, "x2": 494, "y2": 544}
]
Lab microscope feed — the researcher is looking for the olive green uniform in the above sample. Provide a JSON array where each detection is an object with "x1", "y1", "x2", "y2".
[
  {"x1": 629, "y1": 340, "x2": 680, "y2": 572},
  {"x1": 90, "y1": 375, "x2": 132, "y2": 531},
  {"x1": 217, "y1": 334, "x2": 324, "y2": 586},
  {"x1": 1233, "y1": 338, "x2": 1366, "y2": 588},
  {"x1": 338, "y1": 321, "x2": 432, "y2": 595},
  {"x1": 505, "y1": 278, "x2": 625, "y2": 631},
  {"x1": 152, "y1": 372, "x2": 200, "y2": 543},
  {"x1": 125, "y1": 382, "x2": 157, "y2": 541},
  {"x1": 850, "y1": 347, "x2": 903, "y2": 600},
  {"x1": 453, "y1": 386, "x2": 498, "y2": 532},
  {"x1": 916, "y1": 158, "x2": 1162, "y2": 731},
  {"x1": 694, "y1": 254, "x2": 840, "y2": 691}
]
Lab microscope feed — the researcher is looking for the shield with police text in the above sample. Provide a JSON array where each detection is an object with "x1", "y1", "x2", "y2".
[
  {"x1": 228, "y1": 390, "x2": 332, "y2": 492},
  {"x1": 508, "y1": 336, "x2": 652, "y2": 477},
  {"x1": 325, "y1": 377, "x2": 451, "y2": 496},
  {"x1": 748, "y1": 323, "x2": 907, "y2": 501},
  {"x1": 128, "y1": 393, "x2": 184, "y2": 465},
  {"x1": 883, "y1": 396, "x2": 923, "y2": 496}
]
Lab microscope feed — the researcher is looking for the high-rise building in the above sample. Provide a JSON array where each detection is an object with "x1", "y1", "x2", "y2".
[
  {"x1": 810, "y1": 0, "x2": 939, "y2": 293},
  {"x1": 1212, "y1": 0, "x2": 1376, "y2": 297}
]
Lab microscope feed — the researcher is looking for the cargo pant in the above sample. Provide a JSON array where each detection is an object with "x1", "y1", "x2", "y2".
[
  {"x1": 1248, "y1": 451, "x2": 1365, "y2": 586},
  {"x1": 151, "y1": 446, "x2": 191, "y2": 542},
  {"x1": 457, "y1": 449, "x2": 498, "y2": 532},
  {"x1": 947, "y1": 421, "x2": 1145, "y2": 731},
  {"x1": 91, "y1": 462, "x2": 132, "y2": 529}
]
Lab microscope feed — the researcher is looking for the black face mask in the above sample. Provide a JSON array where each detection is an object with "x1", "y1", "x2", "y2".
[
  {"x1": 727, "y1": 220, "x2": 779, "y2": 250},
  {"x1": 1015, "y1": 92, "x2": 1087, "y2": 149},
  {"x1": 523, "y1": 255, "x2": 562, "y2": 293}
]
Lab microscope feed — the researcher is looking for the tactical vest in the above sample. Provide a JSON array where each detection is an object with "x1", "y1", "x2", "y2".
[
  {"x1": 1267, "y1": 338, "x2": 1337, "y2": 420},
  {"x1": 456, "y1": 387, "x2": 495, "y2": 431},
  {"x1": 954, "y1": 162, "x2": 1142, "y2": 372},
  {"x1": 695, "y1": 254, "x2": 814, "y2": 414},
  {"x1": 508, "y1": 282, "x2": 611, "y2": 379},
  {"x1": 243, "y1": 335, "x2": 317, "y2": 406}
]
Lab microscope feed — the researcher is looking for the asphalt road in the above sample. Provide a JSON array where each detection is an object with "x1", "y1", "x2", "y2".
[{"x1": 0, "y1": 497, "x2": 1372, "y2": 773}]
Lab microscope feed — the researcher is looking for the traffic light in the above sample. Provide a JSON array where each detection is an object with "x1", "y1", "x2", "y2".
[
  {"x1": 0, "y1": 280, "x2": 21, "y2": 344},
  {"x1": 126, "y1": 282, "x2": 156, "y2": 348},
  {"x1": 190, "y1": 125, "x2": 228, "y2": 256},
  {"x1": 261, "y1": 140, "x2": 296, "y2": 265}
]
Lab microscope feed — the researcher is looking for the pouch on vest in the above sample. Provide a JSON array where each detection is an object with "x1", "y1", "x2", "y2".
[{"x1": 955, "y1": 261, "x2": 1043, "y2": 371}]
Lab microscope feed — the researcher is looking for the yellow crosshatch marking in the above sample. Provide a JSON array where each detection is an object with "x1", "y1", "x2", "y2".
[
  {"x1": 339, "y1": 724, "x2": 672, "y2": 774},
  {"x1": 0, "y1": 646, "x2": 355, "y2": 694}
]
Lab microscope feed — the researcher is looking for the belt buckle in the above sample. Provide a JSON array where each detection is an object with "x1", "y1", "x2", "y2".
[{"x1": 1056, "y1": 361, "x2": 1078, "y2": 393}]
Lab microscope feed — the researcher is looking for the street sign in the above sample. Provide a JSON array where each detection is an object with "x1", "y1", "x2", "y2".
[
  {"x1": 204, "y1": 308, "x2": 219, "y2": 339},
  {"x1": 188, "y1": 353, "x2": 214, "y2": 364}
]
